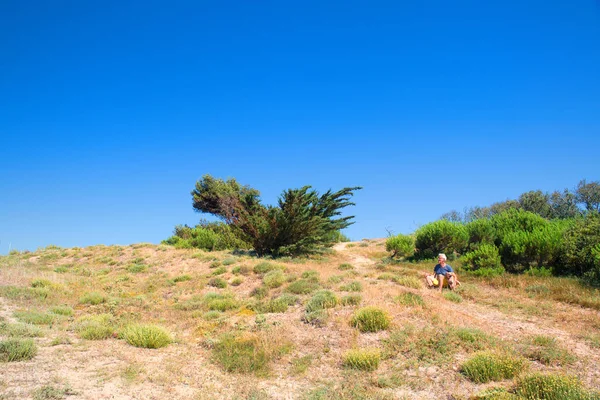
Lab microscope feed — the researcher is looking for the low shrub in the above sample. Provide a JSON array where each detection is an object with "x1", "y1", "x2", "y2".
[
  {"x1": 126, "y1": 263, "x2": 148, "y2": 273},
  {"x1": 286, "y1": 279, "x2": 320, "y2": 295},
  {"x1": 340, "y1": 281, "x2": 362, "y2": 292},
  {"x1": 31, "y1": 279, "x2": 53, "y2": 288},
  {"x1": 460, "y1": 351, "x2": 526, "y2": 383},
  {"x1": 203, "y1": 293, "x2": 239, "y2": 311},
  {"x1": 301, "y1": 270, "x2": 320, "y2": 282},
  {"x1": 50, "y1": 305, "x2": 73, "y2": 316},
  {"x1": 74, "y1": 314, "x2": 115, "y2": 340},
  {"x1": 351, "y1": 307, "x2": 390, "y2": 333},
  {"x1": 170, "y1": 274, "x2": 191, "y2": 284},
  {"x1": 394, "y1": 292, "x2": 425, "y2": 307},
  {"x1": 0, "y1": 322, "x2": 43, "y2": 338},
  {"x1": 253, "y1": 262, "x2": 283, "y2": 275},
  {"x1": 0, "y1": 338, "x2": 37, "y2": 362},
  {"x1": 232, "y1": 265, "x2": 251, "y2": 275},
  {"x1": 386, "y1": 234, "x2": 415, "y2": 259},
  {"x1": 523, "y1": 335, "x2": 576, "y2": 366},
  {"x1": 443, "y1": 292, "x2": 463, "y2": 303},
  {"x1": 392, "y1": 275, "x2": 422, "y2": 289},
  {"x1": 305, "y1": 290, "x2": 338, "y2": 313},
  {"x1": 213, "y1": 333, "x2": 269, "y2": 374},
  {"x1": 461, "y1": 244, "x2": 505, "y2": 277},
  {"x1": 79, "y1": 292, "x2": 107, "y2": 305},
  {"x1": 263, "y1": 270, "x2": 286, "y2": 288},
  {"x1": 14, "y1": 311, "x2": 55, "y2": 325},
  {"x1": 251, "y1": 286, "x2": 269, "y2": 299},
  {"x1": 211, "y1": 266, "x2": 227, "y2": 276},
  {"x1": 302, "y1": 310, "x2": 329, "y2": 327},
  {"x1": 515, "y1": 373, "x2": 596, "y2": 400},
  {"x1": 208, "y1": 277, "x2": 227, "y2": 288},
  {"x1": 121, "y1": 324, "x2": 172, "y2": 349},
  {"x1": 231, "y1": 277, "x2": 244, "y2": 286},
  {"x1": 341, "y1": 294, "x2": 362, "y2": 306},
  {"x1": 222, "y1": 257, "x2": 237, "y2": 266},
  {"x1": 338, "y1": 263, "x2": 354, "y2": 271},
  {"x1": 342, "y1": 348, "x2": 381, "y2": 371}
]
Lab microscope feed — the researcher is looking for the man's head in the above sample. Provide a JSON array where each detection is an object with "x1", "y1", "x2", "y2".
[{"x1": 438, "y1": 253, "x2": 447, "y2": 263}]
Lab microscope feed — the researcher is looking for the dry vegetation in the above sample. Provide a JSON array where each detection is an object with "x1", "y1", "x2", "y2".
[{"x1": 1, "y1": 240, "x2": 600, "y2": 399}]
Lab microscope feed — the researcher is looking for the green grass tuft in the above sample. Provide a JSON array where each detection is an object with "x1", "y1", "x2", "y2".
[
  {"x1": 342, "y1": 348, "x2": 381, "y2": 371},
  {"x1": 263, "y1": 270, "x2": 286, "y2": 288},
  {"x1": 351, "y1": 307, "x2": 390, "y2": 333},
  {"x1": 120, "y1": 324, "x2": 172, "y2": 349},
  {"x1": 0, "y1": 322, "x2": 44, "y2": 338},
  {"x1": 305, "y1": 290, "x2": 338, "y2": 312},
  {"x1": 13, "y1": 310, "x2": 55, "y2": 325},
  {"x1": 515, "y1": 373, "x2": 596, "y2": 400},
  {"x1": 340, "y1": 294, "x2": 362, "y2": 306},
  {"x1": 443, "y1": 292, "x2": 463, "y2": 303},
  {"x1": 394, "y1": 292, "x2": 425, "y2": 307},
  {"x1": 338, "y1": 263, "x2": 354, "y2": 271},
  {"x1": 208, "y1": 277, "x2": 227, "y2": 288},
  {"x1": 340, "y1": 281, "x2": 362, "y2": 292},
  {"x1": 50, "y1": 305, "x2": 73, "y2": 316},
  {"x1": 286, "y1": 279, "x2": 320, "y2": 295},
  {"x1": 74, "y1": 314, "x2": 115, "y2": 340},
  {"x1": 461, "y1": 351, "x2": 527, "y2": 383},
  {"x1": 0, "y1": 338, "x2": 37, "y2": 362},
  {"x1": 79, "y1": 292, "x2": 107, "y2": 305}
]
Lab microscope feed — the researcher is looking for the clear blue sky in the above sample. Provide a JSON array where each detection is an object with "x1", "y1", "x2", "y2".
[{"x1": 1, "y1": 1, "x2": 599, "y2": 254}]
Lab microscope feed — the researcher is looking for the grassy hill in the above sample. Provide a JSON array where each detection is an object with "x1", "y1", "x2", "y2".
[{"x1": 1, "y1": 241, "x2": 599, "y2": 399}]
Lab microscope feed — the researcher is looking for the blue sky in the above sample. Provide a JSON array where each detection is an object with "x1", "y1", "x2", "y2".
[{"x1": 1, "y1": 1, "x2": 598, "y2": 254}]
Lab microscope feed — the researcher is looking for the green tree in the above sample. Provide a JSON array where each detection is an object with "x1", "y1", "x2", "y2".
[
  {"x1": 414, "y1": 220, "x2": 469, "y2": 259},
  {"x1": 576, "y1": 179, "x2": 600, "y2": 212},
  {"x1": 191, "y1": 174, "x2": 361, "y2": 256},
  {"x1": 518, "y1": 190, "x2": 552, "y2": 219},
  {"x1": 549, "y1": 189, "x2": 580, "y2": 219}
]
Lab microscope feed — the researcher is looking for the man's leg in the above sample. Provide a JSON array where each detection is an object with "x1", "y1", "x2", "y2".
[{"x1": 438, "y1": 275, "x2": 445, "y2": 293}]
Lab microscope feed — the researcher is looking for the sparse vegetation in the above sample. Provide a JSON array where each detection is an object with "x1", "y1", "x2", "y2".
[
  {"x1": 120, "y1": 324, "x2": 172, "y2": 349},
  {"x1": 0, "y1": 338, "x2": 37, "y2": 362},
  {"x1": 460, "y1": 351, "x2": 526, "y2": 383},
  {"x1": 350, "y1": 307, "x2": 390, "y2": 333},
  {"x1": 342, "y1": 348, "x2": 381, "y2": 371}
]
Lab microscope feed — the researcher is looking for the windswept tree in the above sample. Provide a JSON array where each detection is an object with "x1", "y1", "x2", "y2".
[
  {"x1": 191, "y1": 174, "x2": 361, "y2": 256},
  {"x1": 576, "y1": 179, "x2": 600, "y2": 213}
]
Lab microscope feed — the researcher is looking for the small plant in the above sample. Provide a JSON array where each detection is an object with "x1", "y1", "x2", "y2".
[
  {"x1": 341, "y1": 294, "x2": 362, "y2": 306},
  {"x1": 286, "y1": 279, "x2": 320, "y2": 294},
  {"x1": 301, "y1": 270, "x2": 320, "y2": 282},
  {"x1": 263, "y1": 270, "x2": 286, "y2": 288},
  {"x1": 211, "y1": 266, "x2": 227, "y2": 276},
  {"x1": 14, "y1": 310, "x2": 55, "y2": 325},
  {"x1": 126, "y1": 263, "x2": 148, "y2": 273},
  {"x1": 172, "y1": 274, "x2": 192, "y2": 283},
  {"x1": 251, "y1": 286, "x2": 269, "y2": 299},
  {"x1": 327, "y1": 275, "x2": 344, "y2": 284},
  {"x1": 305, "y1": 290, "x2": 338, "y2": 312},
  {"x1": 212, "y1": 333, "x2": 270, "y2": 375},
  {"x1": 232, "y1": 265, "x2": 251, "y2": 275},
  {"x1": 120, "y1": 324, "x2": 172, "y2": 349},
  {"x1": 222, "y1": 257, "x2": 237, "y2": 266},
  {"x1": 31, "y1": 279, "x2": 53, "y2": 288},
  {"x1": 351, "y1": 307, "x2": 390, "y2": 333},
  {"x1": 394, "y1": 292, "x2": 425, "y2": 307},
  {"x1": 0, "y1": 338, "x2": 37, "y2": 362},
  {"x1": 515, "y1": 372, "x2": 595, "y2": 400},
  {"x1": 208, "y1": 277, "x2": 227, "y2": 288},
  {"x1": 290, "y1": 354, "x2": 313, "y2": 375},
  {"x1": 342, "y1": 348, "x2": 381, "y2": 371},
  {"x1": 32, "y1": 384, "x2": 76, "y2": 400},
  {"x1": 203, "y1": 293, "x2": 239, "y2": 311},
  {"x1": 50, "y1": 305, "x2": 73, "y2": 316},
  {"x1": 443, "y1": 292, "x2": 463, "y2": 303},
  {"x1": 523, "y1": 335, "x2": 576, "y2": 366},
  {"x1": 231, "y1": 277, "x2": 244, "y2": 286},
  {"x1": 0, "y1": 322, "x2": 43, "y2": 338},
  {"x1": 392, "y1": 275, "x2": 422, "y2": 289},
  {"x1": 338, "y1": 263, "x2": 354, "y2": 271},
  {"x1": 79, "y1": 292, "x2": 107, "y2": 305},
  {"x1": 302, "y1": 310, "x2": 329, "y2": 327},
  {"x1": 340, "y1": 281, "x2": 362, "y2": 292},
  {"x1": 461, "y1": 351, "x2": 527, "y2": 383},
  {"x1": 210, "y1": 260, "x2": 221, "y2": 269},
  {"x1": 253, "y1": 262, "x2": 283, "y2": 275},
  {"x1": 54, "y1": 266, "x2": 68, "y2": 273},
  {"x1": 74, "y1": 314, "x2": 115, "y2": 340}
]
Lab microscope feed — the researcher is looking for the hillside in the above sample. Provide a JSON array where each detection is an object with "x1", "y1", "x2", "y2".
[{"x1": 1, "y1": 241, "x2": 599, "y2": 399}]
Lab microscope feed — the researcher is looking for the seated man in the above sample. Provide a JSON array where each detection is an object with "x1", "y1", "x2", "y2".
[{"x1": 433, "y1": 253, "x2": 454, "y2": 293}]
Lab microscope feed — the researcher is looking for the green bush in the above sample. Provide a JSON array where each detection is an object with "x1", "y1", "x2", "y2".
[
  {"x1": 460, "y1": 351, "x2": 526, "y2": 383},
  {"x1": 286, "y1": 279, "x2": 320, "y2": 294},
  {"x1": 14, "y1": 311, "x2": 55, "y2": 325},
  {"x1": 386, "y1": 234, "x2": 415, "y2": 259},
  {"x1": 465, "y1": 218, "x2": 497, "y2": 249},
  {"x1": 461, "y1": 243, "x2": 505, "y2": 277},
  {"x1": 342, "y1": 348, "x2": 381, "y2": 371},
  {"x1": 560, "y1": 213, "x2": 600, "y2": 281},
  {"x1": 0, "y1": 338, "x2": 37, "y2": 362},
  {"x1": 351, "y1": 307, "x2": 390, "y2": 333},
  {"x1": 163, "y1": 222, "x2": 250, "y2": 251},
  {"x1": 340, "y1": 294, "x2": 362, "y2": 306},
  {"x1": 80, "y1": 292, "x2": 107, "y2": 305},
  {"x1": 74, "y1": 314, "x2": 115, "y2": 340},
  {"x1": 515, "y1": 373, "x2": 596, "y2": 400},
  {"x1": 212, "y1": 333, "x2": 269, "y2": 374},
  {"x1": 340, "y1": 281, "x2": 362, "y2": 292},
  {"x1": 121, "y1": 324, "x2": 172, "y2": 349},
  {"x1": 305, "y1": 290, "x2": 338, "y2": 312},
  {"x1": 394, "y1": 292, "x2": 425, "y2": 307},
  {"x1": 415, "y1": 220, "x2": 469, "y2": 259},
  {"x1": 203, "y1": 293, "x2": 239, "y2": 311},
  {"x1": 263, "y1": 270, "x2": 286, "y2": 288},
  {"x1": 208, "y1": 277, "x2": 227, "y2": 288}
]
